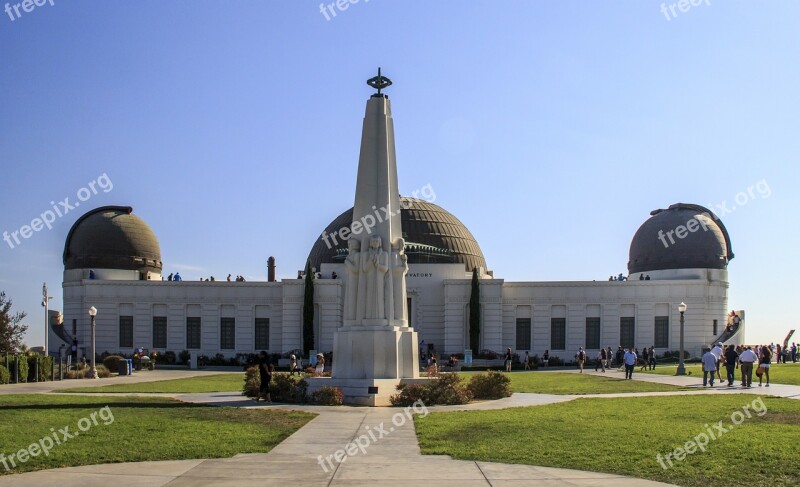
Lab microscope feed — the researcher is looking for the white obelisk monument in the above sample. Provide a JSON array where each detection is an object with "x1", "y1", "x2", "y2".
[{"x1": 313, "y1": 69, "x2": 420, "y2": 405}]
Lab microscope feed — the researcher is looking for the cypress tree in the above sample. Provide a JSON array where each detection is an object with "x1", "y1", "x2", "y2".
[
  {"x1": 469, "y1": 268, "x2": 480, "y2": 352},
  {"x1": 303, "y1": 260, "x2": 315, "y2": 356}
]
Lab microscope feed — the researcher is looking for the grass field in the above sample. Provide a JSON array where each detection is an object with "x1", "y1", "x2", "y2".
[
  {"x1": 0, "y1": 395, "x2": 314, "y2": 475},
  {"x1": 62, "y1": 371, "x2": 686, "y2": 396},
  {"x1": 460, "y1": 371, "x2": 687, "y2": 395},
  {"x1": 416, "y1": 394, "x2": 800, "y2": 487},
  {"x1": 60, "y1": 373, "x2": 244, "y2": 393},
  {"x1": 640, "y1": 362, "x2": 800, "y2": 385}
]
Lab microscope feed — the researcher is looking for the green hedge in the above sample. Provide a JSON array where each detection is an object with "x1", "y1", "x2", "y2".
[{"x1": 0, "y1": 365, "x2": 9, "y2": 384}]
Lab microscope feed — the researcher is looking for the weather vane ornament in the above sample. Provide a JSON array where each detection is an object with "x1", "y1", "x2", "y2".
[{"x1": 367, "y1": 67, "x2": 392, "y2": 95}]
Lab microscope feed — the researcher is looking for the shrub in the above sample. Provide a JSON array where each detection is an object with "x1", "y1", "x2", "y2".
[
  {"x1": 242, "y1": 366, "x2": 260, "y2": 397},
  {"x1": 467, "y1": 371, "x2": 512, "y2": 400},
  {"x1": 16, "y1": 355, "x2": 29, "y2": 383},
  {"x1": 391, "y1": 373, "x2": 472, "y2": 406},
  {"x1": 95, "y1": 364, "x2": 111, "y2": 378},
  {"x1": 103, "y1": 355, "x2": 125, "y2": 372},
  {"x1": 271, "y1": 373, "x2": 308, "y2": 403},
  {"x1": 476, "y1": 349, "x2": 498, "y2": 360},
  {"x1": 0, "y1": 365, "x2": 9, "y2": 384},
  {"x1": 31, "y1": 355, "x2": 53, "y2": 381},
  {"x1": 309, "y1": 386, "x2": 343, "y2": 405},
  {"x1": 178, "y1": 350, "x2": 191, "y2": 365},
  {"x1": 548, "y1": 356, "x2": 565, "y2": 366},
  {"x1": 65, "y1": 368, "x2": 86, "y2": 379}
]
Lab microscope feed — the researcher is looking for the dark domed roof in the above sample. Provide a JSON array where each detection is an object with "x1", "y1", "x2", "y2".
[
  {"x1": 628, "y1": 203, "x2": 733, "y2": 274},
  {"x1": 308, "y1": 197, "x2": 487, "y2": 273},
  {"x1": 64, "y1": 206, "x2": 162, "y2": 273}
]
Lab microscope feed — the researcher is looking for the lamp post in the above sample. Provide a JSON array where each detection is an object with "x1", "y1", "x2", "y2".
[
  {"x1": 41, "y1": 283, "x2": 53, "y2": 356},
  {"x1": 87, "y1": 307, "x2": 98, "y2": 379},
  {"x1": 677, "y1": 302, "x2": 687, "y2": 376}
]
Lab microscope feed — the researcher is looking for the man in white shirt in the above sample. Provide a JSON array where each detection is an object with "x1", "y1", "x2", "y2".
[
  {"x1": 701, "y1": 348, "x2": 718, "y2": 387},
  {"x1": 710, "y1": 342, "x2": 723, "y2": 384},
  {"x1": 738, "y1": 346, "x2": 758, "y2": 388},
  {"x1": 623, "y1": 348, "x2": 637, "y2": 379}
]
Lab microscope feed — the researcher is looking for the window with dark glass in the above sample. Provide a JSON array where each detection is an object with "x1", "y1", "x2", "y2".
[
  {"x1": 516, "y1": 318, "x2": 531, "y2": 350},
  {"x1": 186, "y1": 317, "x2": 201, "y2": 349},
  {"x1": 551, "y1": 318, "x2": 566, "y2": 350},
  {"x1": 620, "y1": 317, "x2": 635, "y2": 350},
  {"x1": 152, "y1": 316, "x2": 167, "y2": 349},
  {"x1": 654, "y1": 316, "x2": 669, "y2": 349},
  {"x1": 585, "y1": 317, "x2": 601, "y2": 350},
  {"x1": 221, "y1": 318, "x2": 235, "y2": 350},
  {"x1": 255, "y1": 318, "x2": 270, "y2": 350},
  {"x1": 119, "y1": 316, "x2": 133, "y2": 348}
]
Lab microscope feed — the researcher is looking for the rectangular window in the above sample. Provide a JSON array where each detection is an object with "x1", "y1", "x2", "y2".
[
  {"x1": 186, "y1": 317, "x2": 201, "y2": 349},
  {"x1": 255, "y1": 318, "x2": 270, "y2": 350},
  {"x1": 620, "y1": 317, "x2": 635, "y2": 350},
  {"x1": 654, "y1": 316, "x2": 669, "y2": 349},
  {"x1": 550, "y1": 318, "x2": 566, "y2": 350},
  {"x1": 119, "y1": 316, "x2": 133, "y2": 348},
  {"x1": 152, "y1": 317, "x2": 167, "y2": 349},
  {"x1": 220, "y1": 318, "x2": 236, "y2": 350},
  {"x1": 515, "y1": 318, "x2": 531, "y2": 350},
  {"x1": 585, "y1": 317, "x2": 601, "y2": 350},
  {"x1": 713, "y1": 319, "x2": 718, "y2": 336}
]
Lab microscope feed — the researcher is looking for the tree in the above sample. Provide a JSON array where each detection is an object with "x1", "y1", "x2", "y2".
[
  {"x1": 468, "y1": 268, "x2": 480, "y2": 352},
  {"x1": 0, "y1": 292, "x2": 28, "y2": 353},
  {"x1": 302, "y1": 260, "x2": 315, "y2": 356}
]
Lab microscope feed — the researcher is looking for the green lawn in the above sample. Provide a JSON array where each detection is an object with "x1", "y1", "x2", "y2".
[
  {"x1": 416, "y1": 395, "x2": 800, "y2": 487},
  {"x1": 0, "y1": 395, "x2": 314, "y2": 475},
  {"x1": 60, "y1": 373, "x2": 244, "y2": 393},
  {"x1": 459, "y1": 371, "x2": 687, "y2": 395},
  {"x1": 62, "y1": 371, "x2": 687, "y2": 396},
  {"x1": 641, "y1": 362, "x2": 800, "y2": 385}
]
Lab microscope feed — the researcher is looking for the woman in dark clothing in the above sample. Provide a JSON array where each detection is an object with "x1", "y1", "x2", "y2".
[{"x1": 258, "y1": 351, "x2": 272, "y2": 402}]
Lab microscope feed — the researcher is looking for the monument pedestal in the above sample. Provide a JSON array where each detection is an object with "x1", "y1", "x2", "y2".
[{"x1": 306, "y1": 325, "x2": 421, "y2": 406}]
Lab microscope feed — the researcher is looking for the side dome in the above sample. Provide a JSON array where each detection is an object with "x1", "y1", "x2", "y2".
[
  {"x1": 628, "y1": 203, "x2": 733, "y2": 274},
  {"x1": 63, "y1": 206, "x2": 162, "y2": 273},
  {"x1": 308, "y1": 197, "x2": 487, "y2": 273}
]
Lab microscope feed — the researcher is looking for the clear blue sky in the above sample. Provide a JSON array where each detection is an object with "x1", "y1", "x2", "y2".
[{"x1": 1, "y1": 1, "x2": 798, "y2": 348}]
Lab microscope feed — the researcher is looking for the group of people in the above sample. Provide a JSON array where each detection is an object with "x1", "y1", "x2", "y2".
[
  {"x1": 165, "y1": 273, "x2": 182, "y2": 281},
  {"x1": 701, "y1": 342, "x2": 776, "y2": 388},
  {"x1": 773, "y1": 342, "x2": 798, "y2": 363}
]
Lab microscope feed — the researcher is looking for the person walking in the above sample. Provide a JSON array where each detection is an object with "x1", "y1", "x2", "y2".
[
  {"x1": 724, "y1": 344, "x2": 738, "y2": 387},
  {"x1": 701, "y1": 348, "x2": 717, "y2": 387},
  {"x1": 504, "y1": 348, "x2": 513, "y2": 372},
  {"x1": 648, "y1": 346, "x2": 657, "y2": 370},
  {"x1": 792, "y1": 343, "x2": 798, "y2": 363},
  {"x1": 616, "y1": 347, "x2": 625, "y2": 369},
  {"x1": 606, "y1": 347, "x2": 613, "y2": 369},
  {"x1": 739, "y1": 346, "x2": 758, "y2": 388},
  {"x1": 710, "y1": 342, "x2": 723, "y2": 384},
  {"x1": 542, "y1": 350, "x2": 550, "y2": 368},
  {"x1": 596, "y1": 348, "x2": 606, "y2": 372},
  {"x1": 576, "y1": 347, "x2": 586, "y2": 373},
  {"x1": 289, "y1": 354, "x2": 298, "y2": 376},
  {"x1": 523, "y1": 351, "x2": 531, "y2": 371},
  {"x1": 316, "y1": 353, "x2": 325, "y2": 376},
  {"x1": 758, "y1": 346, "x2": 771, "y2": 387},
  {"x1": 257, "y1": 351, "x2": 272, "y2": 403},
  {"x1": 623, "y1": 348, "x2": 637, "y2": 379}
]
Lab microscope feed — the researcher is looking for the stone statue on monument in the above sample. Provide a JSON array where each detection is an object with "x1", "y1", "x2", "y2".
[
  {"x1": 343, "y1": 238, "x2": 361, "y2": 321},
  {"x1": 392, "y1": 238, "x2": 408, "y2": 322},
  {"x1": 362, "y1": 235, "x2": 389, "y2": 320}
]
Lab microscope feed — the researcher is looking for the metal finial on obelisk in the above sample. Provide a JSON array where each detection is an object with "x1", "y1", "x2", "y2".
[{"x1": 367, "y1": 67, "x2": 392, "y2": 95}]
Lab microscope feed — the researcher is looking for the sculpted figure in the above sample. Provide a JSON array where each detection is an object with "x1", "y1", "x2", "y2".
[
  {"x1": 362, "y1": 235, "x2": 389, "y2": 319},
  {"x1": 392, "y1": 238, "x2": 408, "y2": 321},
  {"x1": 343, "y1": 238, "x2": 360, "y2": 321}
]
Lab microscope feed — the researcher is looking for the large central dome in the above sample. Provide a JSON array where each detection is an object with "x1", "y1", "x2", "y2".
[{"x1": 308, "y1": 197, "x2": 487, "y2": 273}]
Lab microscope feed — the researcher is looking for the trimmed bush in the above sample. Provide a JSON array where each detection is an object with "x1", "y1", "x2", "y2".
[
  {"x1": 309, "y1": 386, "x2": 343, "y2": 405},
  {"x1": 103, "y1": 355, "x2": 125, "y2": 372},
  {"x1": 242, "y1": 366, "x2": 260, "y2": 397},
  {"x1": 467, "y1": 371, "x2": 512, "y2": 400},
  {"x1": 16, "y1": 355, "x2": 29, "y2": 383},
  {"x1": 0, "y1": 365, "x2": 9, "y2": 384},
  {"x1": 95, "y1": 364, "x2": 111, "y2": 378},
  {"x1": 179, "y1": 350, "x2": 191, "y2": 365},
  {"x1": 391, "y1": 373, "x2": 472, "y2": 406}
]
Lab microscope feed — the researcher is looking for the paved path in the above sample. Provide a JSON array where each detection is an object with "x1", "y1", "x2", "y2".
[{"x1": 4, "y1": 367, "x2": 800, "y2": 486}]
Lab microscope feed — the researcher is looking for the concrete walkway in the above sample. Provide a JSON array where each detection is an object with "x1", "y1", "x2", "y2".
[{"x1": 5, "y1": 367, "x2": 800, "y2": 486}]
